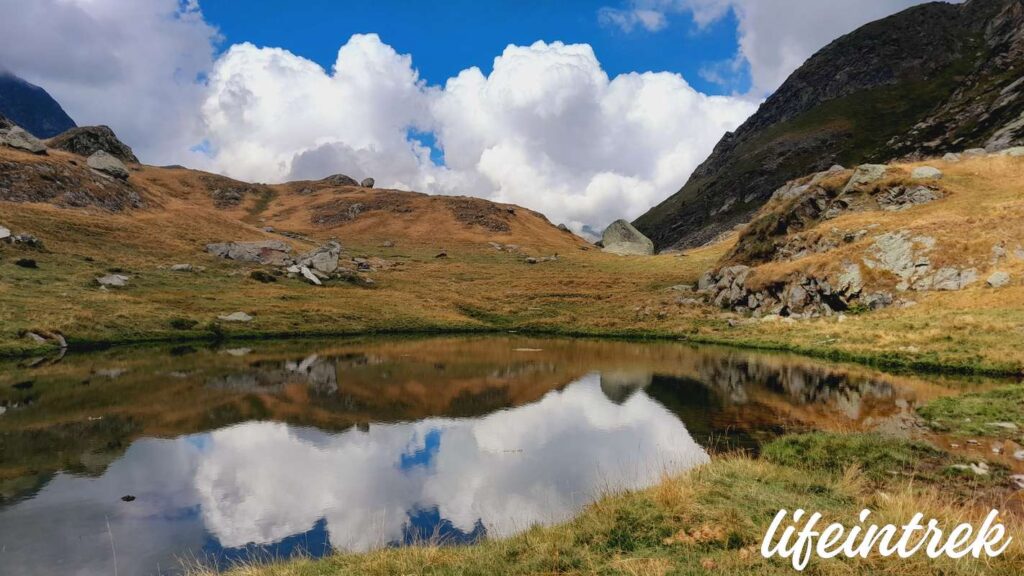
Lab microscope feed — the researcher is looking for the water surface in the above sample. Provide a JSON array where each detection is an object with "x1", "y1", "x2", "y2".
[{"x1": 0, "y1": 336, "x2": 992, "y2": 574}]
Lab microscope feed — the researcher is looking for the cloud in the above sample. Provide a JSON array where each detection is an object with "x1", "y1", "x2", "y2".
[
  {"x1": 199, "y1": 37, "x2": 756, "y2": 231},
  {"x1": 0, "y1": 0, "x2": 220, "y2": 165},
  {"x1": 598, "y1": 7, "x2": 669, "y2": 32},
  {"x1": 600, "y1": 0, "x2": 941, "y2": 96},
  {"x1": 1, "y1": 2, "x2": 758, "y2": 231}
]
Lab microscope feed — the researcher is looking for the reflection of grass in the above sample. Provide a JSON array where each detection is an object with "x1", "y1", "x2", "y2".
[
  {"x1": 190, "y1": 434, "x2": 1024, "y2": 576},
  {"x1": 919, "y1": 385, "x2": 1024, "y2": 439}
]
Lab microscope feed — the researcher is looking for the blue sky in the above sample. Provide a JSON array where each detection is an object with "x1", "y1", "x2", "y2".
[{"x1": 199, "y1": 0, "x2": 748, "y2": 94}]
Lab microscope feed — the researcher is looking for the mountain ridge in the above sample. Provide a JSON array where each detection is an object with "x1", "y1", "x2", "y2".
[
  {"x1": 0, "y1": 71, "x2": 76, "y2": 139},
  {"x1": 634, "y1": 0, "x2": 1024, "y2": 251}
]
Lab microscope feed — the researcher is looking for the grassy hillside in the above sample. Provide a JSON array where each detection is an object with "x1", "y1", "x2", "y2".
[{"x1": 2, "y1": 147, "x2": 1024, "y2": 375}]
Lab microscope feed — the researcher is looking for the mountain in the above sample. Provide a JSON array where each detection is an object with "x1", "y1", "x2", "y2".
[
  {"x1": 634, "y1": 0, "x2": 1024, "y2": 251},
  {"x1": 0, "y1": 71, "x2": 76, "y2": 138}
]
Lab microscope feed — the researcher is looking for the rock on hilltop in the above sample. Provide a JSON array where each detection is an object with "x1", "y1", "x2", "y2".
[{"x1": 635, "y1": 0, "x2": 1024, "y2": 251}]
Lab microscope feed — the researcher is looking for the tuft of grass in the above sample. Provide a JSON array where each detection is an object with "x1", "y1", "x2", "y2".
[{"x1": 762, "y1": 432, "x2": 945, "y2": 481}]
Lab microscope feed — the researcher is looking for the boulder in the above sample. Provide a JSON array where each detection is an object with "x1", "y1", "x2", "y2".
[
  {"x1": 999, "y1": 147, "x2": 1024, "y2": 158},
  {"x1": 601, "y1": 219, "x2": 655, "y2": 256},
  {"x1": 987, "y1": 271, "x2": 1011, "y2": 288},
  {"x1": 46, "y1": 125, "x2": 139, "y2": 163},
  {"x1": 0, "y1": 126, "x2": 47, "y2": 154},
  {"x1": 218, "y1": 311, "x2": 253, "y2": 322},
  {"x1": 0, "y1": 226, "x2": 10, "y2": 241},
  {"x1": 911, "y1": 166, "x2": 943, "y2": 180},
  {"x1": 86, "y1": 150, "x2": 129, "y2": 180},
  {"x1": 323, "y1": 174, "x2": 359, "y2": 186},
  {"x1": 842, "y1": 164, "x2": 887, "y2": 193},
  {"x1": 170, "y1": 264, "x2": 193, "y2": 272},
  {"x1": 360, "y1": 177, "x2": 375, "y2": 188},
  {"x1": 297, "y1": 241, "x2": 341, "y2": 274},
  {"x1": 96, "y1": 274, "x2": 129, "y2": 288},
  {"x1": 963, "y1": 148, "x2": 988, "y2": 158},
  {"x1": 942, "y1": 152, "x2": 961, "y2": 162},
  {"x1": 206, "y1": 240, "x2": 293, "y2": 266}
]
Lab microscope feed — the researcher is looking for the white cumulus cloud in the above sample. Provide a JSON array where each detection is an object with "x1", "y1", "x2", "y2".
[
  {"x1": 198, "y1": 37, "x2": 756, "y2": 231},
  {"x1": 0, "y1": 0, "x2": 219, "y2": 165}
]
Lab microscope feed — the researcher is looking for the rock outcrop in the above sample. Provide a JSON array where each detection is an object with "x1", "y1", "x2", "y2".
[
  {"x1": 47, "y1": 125, "x2": 139, "y2": 163},
  {"x1": 634, "y1": 0, "x2": 1024, "y2": 251},
  {"x1": 206, "y1": 240, "x2": 294, "y2": 266},
  {"x1": 601, "y1": 220, "x2": 654, "y2": 256}
]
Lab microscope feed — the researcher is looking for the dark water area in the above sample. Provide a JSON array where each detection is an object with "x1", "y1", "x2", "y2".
[{"x1": 0, "y1": 336, "x2": 996, "y2": 575}]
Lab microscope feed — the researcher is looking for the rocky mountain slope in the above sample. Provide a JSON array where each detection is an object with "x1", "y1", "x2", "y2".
[
  {"x1": 0, "y1": 72, "x2": 76, "y2": 139},
  {"x1": 635, "y1": 0, "x2": 1024, "y2": 251},
  {"x1": 693, "y1": 149, "x2": 1024, "y2": 319}
]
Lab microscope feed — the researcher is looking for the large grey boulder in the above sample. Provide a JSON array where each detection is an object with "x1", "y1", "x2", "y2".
[
  {"x1": 601, "y1": 219, "x2": 654, "y2": 256},
  {"x1": 360, "y1": 177, "x2": 375, "y2": 188},
  {"x1": 87, "y1": 150, "x2": 129, "y2": 180},
  {"x1": 0, "y1": 126, "x2": 47, "y2": 154},
  {"x1": 297, "y1": 240, "x2": 341, "y2": 274},
  {"x1": 323, "y1": 174, "x2": 359, "y2": 186},
  {"x1": 842, "y1": 164, "x2": 887, "y2": 192},
  {"x1": 206, "y1": 240, "x2": 293, "y2": 266}
]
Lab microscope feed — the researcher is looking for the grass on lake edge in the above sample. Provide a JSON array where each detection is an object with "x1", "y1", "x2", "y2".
[{"x1": 189, "y1": 433, "x2": 1024, "y2": 576}]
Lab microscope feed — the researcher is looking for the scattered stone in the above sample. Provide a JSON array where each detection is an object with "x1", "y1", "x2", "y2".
[
  {"x1": 910, "y1": 166, "x2": 943, "y2": 180},
  {"x1": 987, "y1": 271, "x2": 1011, "y2": 288},
  {"x1": 170, "y1": 264, "x2": 193, "y2": 272},
  {"x1": 249, "y1": 270, "x2": 277, "y2": 283},
  {"x1": 601, "y1": 219, "x2": 655, "y2": 256},
  {"x1": 0, "y1": 126, "x2": 47, "y2": 154},
  {"x1": 95, "y1": 274, "x2": 129, "y2": 288},
  {"x1": 942, "y1": 152, "x2": 961, "y2": 162},
  {"x1": 435, "y1": 251, "x2": 448, "y2": 259},
  {"x1": 0, "y1": 226, "x2": 10, "y2": 241},
  {"x1": 86, "y1": 150, "x2": 130, "y2": 180},
  {"x1": 360, "y1": 177, "x2": 375, "y2": 188},
  {"x1": 557, "y1": 223, "x2": 571, "y2": 233},
  {"x1": 842, "y1": 164, "x2": 887, "y2": 193},
  {"x1": 218, "y1": 311, "x2": 253, "y2": 322},
  {"x1": 1015, "y1": 449, "x2": 1024, "y2": 461},
  {"x1": 1011, "y1": 475, "x2": 1024, "y2": 490},
  {"x1": 24, "y1": 332, "x2": 47, "y2": 344},
  {"x1": 14, "y1": 258, "x2": 37, "y2": 268},
  {"x1": 1000, "y1": 147, "x2": 1024, "y2": 157},
  {"x1": 380, "y1": 240, "x2": 394, "y2": 248},
  {"x1": 963, "y1": 148, "x2": 988, "y2": 158},
  {"x1": 525, "y1": 257, "x2": 538, "y2": 264},
  {"x1": 986, "y1": 421, "x2": 1019, "y2": 431},
  {"x1": 877, "y1": 185, "x2": 941, "y2": 211}
]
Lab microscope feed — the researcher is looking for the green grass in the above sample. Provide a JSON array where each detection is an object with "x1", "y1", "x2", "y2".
[{"x1": 919, "y1": 385, "x2": 1024, "y2": 439}]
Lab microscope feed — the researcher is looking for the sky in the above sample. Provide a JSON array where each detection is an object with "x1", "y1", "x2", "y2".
[{"x1": 0, "y1": 0, "x2": 937, "y2": 232}]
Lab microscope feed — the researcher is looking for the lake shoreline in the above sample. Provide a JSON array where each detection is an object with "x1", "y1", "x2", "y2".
[{"x1": 5, "y1": 324, "x2": 1021, "y2": 378}]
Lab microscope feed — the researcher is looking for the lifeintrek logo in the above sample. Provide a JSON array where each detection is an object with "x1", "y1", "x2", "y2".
[{"x1": 761, "y1": 509, "x2": 1012, "y2": 570}]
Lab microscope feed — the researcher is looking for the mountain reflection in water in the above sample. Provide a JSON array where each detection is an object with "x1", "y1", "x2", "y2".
[{"x1": 0, "y1": 336, "x2": 994, "y2": 575}]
